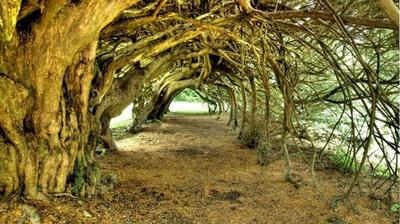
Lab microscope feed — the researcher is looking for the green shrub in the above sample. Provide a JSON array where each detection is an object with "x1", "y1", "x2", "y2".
[
  {"x1": 330, "y1": 149, "x2": 360, "y2": 173},
  {"x1": 369, "y1": 163, "x2": 391, "y2": 178},
  {"x1": 257, "y1": 140, "x2": 271, "y2": 166},
  {"x1": 330, "y1": 149, "x2": 392, "y2": 178}
]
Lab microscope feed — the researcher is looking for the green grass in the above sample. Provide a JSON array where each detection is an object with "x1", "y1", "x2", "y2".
[
  {"x1": 167, "y1": 111, "x2": 214, "y2": 116},
  {"x1": 330, "y1": 149, "x2": 392, "y2": 178},
  {"x1": 330, "y1": 149, "x2": 360, "y2": 173},
  {"x1": 369, "y1": 163, "x2": 391, "y2": 178},
  {"x1": 110, "y1": 119, "x2": 132, "y2": 129}
]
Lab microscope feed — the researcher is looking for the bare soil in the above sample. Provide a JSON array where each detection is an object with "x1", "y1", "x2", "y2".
[{"x1": 0, "y1": 115, "x2": 396, "y2": 223}]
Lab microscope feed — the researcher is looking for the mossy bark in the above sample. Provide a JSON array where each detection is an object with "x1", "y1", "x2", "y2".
[
  {"x1": 0, "y1": 0, "x2": 20, "y2": 44},
  {"x1": 0, "y1": 42, "x2": 98, "y2": 199},
  {"x1": 0, "y1": 0, "x2": 140, "y2": 199}
]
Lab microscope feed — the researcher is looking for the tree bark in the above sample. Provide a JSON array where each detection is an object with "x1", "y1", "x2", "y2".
[
  {"x1": 96, "y1": 54, "x2": 172, "y2": 149},
  {"x1": 96, "y1": 68, "x2": 146, "y2": 151},
  {"x1": 377, "y1": 0, "x2": 400, "y2": 28},
  {"x1": 0, "y1": 0, "x2": 20, "y2": 44},
  {"x1": 0, "y1": 41, "x2": 99, "y2": 199},
  {"x1": 0, "y1": 0, "x2": 140, "y2": 199},
  {"x1": 130, "y1": 65, "x2": 201, "y2": 132}
]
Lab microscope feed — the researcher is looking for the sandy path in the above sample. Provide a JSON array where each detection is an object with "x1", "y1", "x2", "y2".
[
  {"x1": 0, "y1": 115, "x2": 393, "y2": 223},
  {"x1": 98, "y1": 115, "x2": 391, "y2": 224}
]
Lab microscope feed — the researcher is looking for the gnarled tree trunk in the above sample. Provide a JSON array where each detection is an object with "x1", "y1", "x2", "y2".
[
  {"x1": 0, "y1": 39, "x2": 98, "y2": 199},
  {"x1": 0, "y1": 0, "x2": 139, "y2": 199},
  {"x1": 95, "y1": 54, "x2": 172, "y2": 150}
]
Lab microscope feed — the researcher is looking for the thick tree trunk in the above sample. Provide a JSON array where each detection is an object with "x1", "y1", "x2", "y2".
[
  {"x1": 96, "y1": 54, "x2": 172, "y2": 149},
  {"x1": 226, "y1": 86, "x2": 238, "y2": 129},
  {"x1": 130, "y1": 66, "x2": 200, "y2": 132},
  {"x1": 0, "y1": 42, "x2": 98, "y2": 199},
  {"x1": 96, "y1": 69, "x2": 146, "y2": 151},
  {"x1": 238, "y1": 80, "x2": 247, "y2": 137},
  {"x1": 130, "y1": 93, "x2": 160, "y2": 133},
  {"x1": 148, "y1": 90, "x2": 181, "y2": 120},
  {"x1": 0, "y1": 0, "x2": 140, "y2": 199}
]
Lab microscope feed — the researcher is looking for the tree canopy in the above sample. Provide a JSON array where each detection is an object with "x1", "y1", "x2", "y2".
[{"x1": 0, "y1": 0, "x2": 398, "y2": 201}]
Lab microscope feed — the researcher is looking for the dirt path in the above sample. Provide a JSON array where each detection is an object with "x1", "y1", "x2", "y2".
[{"x1": 0, "y1": 115, "x2": 394, "y2": 223}]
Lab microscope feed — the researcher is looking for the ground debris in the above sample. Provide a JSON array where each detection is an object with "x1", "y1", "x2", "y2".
[
  {"x1": 326, "y1": 216, "x2": 347, "y2": 224},
  {"x1": 83, "y1": 210, "x2": 92, "y2": 218},
  {"x1": 19, "y1": 204, "x2": 41, "y2": 224},
  {"x1": 209, "y1": 189, "x2": 241, "y2": 201},
  {"x1": 174, "y1": 147, "x2": 205, "y2": 156},
  {"x1": 0, "y1": 116, "x2": 395, "y2": 223},
  {"x1": 151, "y1": 209, "x2": 193, "y2": 224}
]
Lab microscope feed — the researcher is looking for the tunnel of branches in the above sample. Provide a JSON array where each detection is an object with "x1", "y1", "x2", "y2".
[{"x1": 0, "y1": 0, "x2": 399, "y2": 202}]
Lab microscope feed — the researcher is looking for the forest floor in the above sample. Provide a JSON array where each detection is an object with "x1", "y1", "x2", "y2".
[{"x1": 0, "y1": 115, "x2": 397, "y2": 223}]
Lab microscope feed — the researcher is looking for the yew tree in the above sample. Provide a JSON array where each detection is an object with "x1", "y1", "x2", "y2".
[
  {"x1": 0, "y1": 0, "x2": 144, "y2": 199},
  {"x1": 0, "y1": 0, "x2": 398, "y2": 201}
]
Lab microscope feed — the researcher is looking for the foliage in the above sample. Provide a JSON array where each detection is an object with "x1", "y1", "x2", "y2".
[
  {"x1": 1, "y1": 0, "x2": 399, "y2": 200},
  {"x1": 257, "y1": 140, "x2": 272, "y2": 166},
  {"x1": 369, "y1": 164, "x2": 391, "y2": 178},
  {"x1": 329, "y1": 149, "x2": 361, "y2": 173},
  {"x1": 390, "y1": 203, "x2": 400, "y2": 213},
  {"x1": 173, "y1": 89, "x2": 203, "y2": 103}
]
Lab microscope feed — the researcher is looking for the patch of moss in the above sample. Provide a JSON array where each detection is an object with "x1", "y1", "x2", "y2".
[
  {"x1": 71, "y1": 156, "x2": 101, "y2": 195},
  {"x1": 86, "y1": 163, "x2": 101, "y2": 186},
  {"x1": 72, "y1": 157, "x2": 85, "y2": 195},
  {"x1": 38, "y1": 139, "x2": 47, "y2": 159}
]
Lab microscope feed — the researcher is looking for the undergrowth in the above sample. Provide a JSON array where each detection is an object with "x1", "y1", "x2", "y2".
[
  {"x1": 330, "y1": 149, "x2": 360, "y2": 173},
  {"x1": 329, "y1": 148, "x2": 392, "y2": 178}
]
